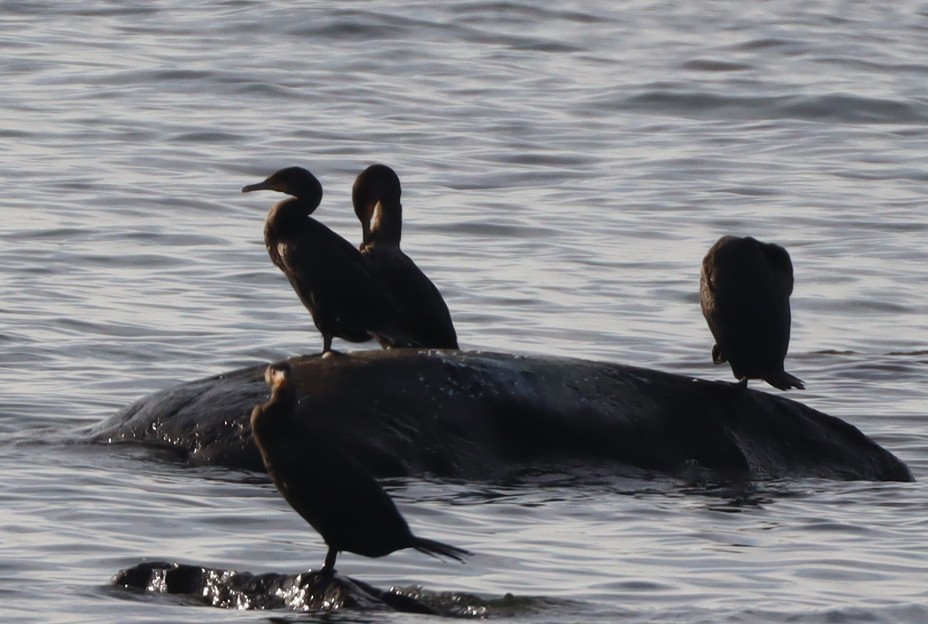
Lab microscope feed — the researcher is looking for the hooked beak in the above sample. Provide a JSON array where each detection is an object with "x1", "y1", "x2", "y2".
[{"x1": 242, "y1": 179, "x2": 274, "y2": 194}]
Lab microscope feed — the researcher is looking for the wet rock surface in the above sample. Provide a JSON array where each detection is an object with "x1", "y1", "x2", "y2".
[
  {"x1": 112, "y1": 560, "x2": 508, "y2": 616},
  {"x1": 89, "y1": 349, "x2": 913, "y2": 482}
]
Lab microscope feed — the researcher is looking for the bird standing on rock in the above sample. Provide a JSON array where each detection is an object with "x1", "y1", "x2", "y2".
[
  {"x1": 242, "y1": 166, "x2": 416, "y2": 354},
  {"x1": 250, "y1": 361, "x2": 472, "y2": 573},
  {"x1": 352, "y1": 164, "x2": 459, "y2": 349},
  {"x1": 700, "y1": 235, "x2": 805, "y2": 390}
]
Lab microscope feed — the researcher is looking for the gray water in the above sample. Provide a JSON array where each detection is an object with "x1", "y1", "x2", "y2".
[{"x1": 2, "y1": 0, "x2": 928, "y2": 621}]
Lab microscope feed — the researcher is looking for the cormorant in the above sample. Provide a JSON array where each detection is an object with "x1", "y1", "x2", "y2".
[
  {"x1": 242, "y1": 167, "x2": 415, "y2": 354},
  {"x1": 250, "y1": 361, "x2": 472, "y2": 573},
  {"x1": 352, "y1": 164, "x2": 459, "y2": 349},
  {"x1": 699, "y1": 235, "x2": 804, "y2": 390}
]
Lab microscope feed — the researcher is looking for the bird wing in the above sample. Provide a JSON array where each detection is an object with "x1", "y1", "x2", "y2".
[
  {"x1": 279, "y1": 220, "x2": 405, "y2": 333},
  {"x1": 363, "y1": 247, "x2": 458, "y2": 349}
]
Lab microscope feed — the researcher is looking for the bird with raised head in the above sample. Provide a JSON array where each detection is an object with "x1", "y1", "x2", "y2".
[{"x1": 242, "y1": 167, "x2": 415, "y2": 354}]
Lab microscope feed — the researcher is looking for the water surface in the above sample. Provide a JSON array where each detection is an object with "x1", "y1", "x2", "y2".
[{"x1": 2, "y1": 1, "x2": 927, "y2": 622}]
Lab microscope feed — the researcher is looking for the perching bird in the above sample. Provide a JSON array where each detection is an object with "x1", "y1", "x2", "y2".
[
  {"x1": 352, "y1": 164, "x2": 459, "y2": 349},
  {"x1": 242, "y1": 167, "x2": 416, "y2": 354},
  {"x1": 700, "y1": 235, "x2": 804, "y2": 390},
  {"x1": 250, "y1": 361, "x2": 471, "y2": 573}
]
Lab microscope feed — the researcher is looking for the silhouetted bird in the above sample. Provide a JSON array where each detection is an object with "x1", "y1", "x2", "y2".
[
  {"x1": 352, "y1": 164, "x2": 459, "y2": 349},
  {"x1": 700, "y1": 235, "x2": 804, "y2": 390},
  {"x1": 250, "y1": 362, "x2": 471, "y2": 573},
  {"x1": 242, "y1": 167, "x2": 415, "y2": 354}
]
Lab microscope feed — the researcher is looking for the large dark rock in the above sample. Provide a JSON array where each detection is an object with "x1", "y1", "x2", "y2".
[{"x1": 89, "y1": 349, "x2": 913, "y2": 482}]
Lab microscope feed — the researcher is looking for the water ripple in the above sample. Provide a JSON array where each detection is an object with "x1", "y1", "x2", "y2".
[
  {"x1": 621, "y1": 90, "x2": 928, "y2": 124},
  {"x1": 2, "y1": 0, "x2": 928, "y2": 622}
]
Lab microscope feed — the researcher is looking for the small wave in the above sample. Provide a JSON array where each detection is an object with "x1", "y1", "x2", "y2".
[
  {"x1": 621, "y1": 90, "x2": 928, "y2": 124},
  {"x1": 680, "y1": 59, "x2": 754, "y2": 72},
  {"x1": 287, "y1": 11, "x2": 430, "y2": 40},
  {"x1": 781, "y1": 93, "x2": 926, "y2": 124},
  {"x1": 734, "y1": 37, "x2": 801, "y2": 51},
  {"x1": 1, "y1": 2, "x2": 157, "y2": 18},
  {"x1": 170, "y1": 131, "x2": 243, "y2": 144}
]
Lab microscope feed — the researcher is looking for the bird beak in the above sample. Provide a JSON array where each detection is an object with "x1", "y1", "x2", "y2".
[{"x1": 242, "y1": 180, "x2": 273, "y2": 193}]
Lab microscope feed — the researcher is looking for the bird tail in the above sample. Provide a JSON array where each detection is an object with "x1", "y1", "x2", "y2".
[
  {"x1": 412, "y1": 537, "x2": 471, "y2": 563},
  {"x1": 766, "y1": 371, "x2": 805, "y2": 391}
]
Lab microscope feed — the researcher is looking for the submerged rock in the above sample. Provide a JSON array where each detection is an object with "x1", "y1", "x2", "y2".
[
  {"x1": 112, "y1": 561, "x2": 474, "y2": 614},
  {"x1": 89, "y1": 349, "x2": 913, "y2": 482}
]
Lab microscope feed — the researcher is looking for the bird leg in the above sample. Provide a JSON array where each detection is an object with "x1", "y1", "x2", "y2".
[{"x1": 321, "y1": 546, "x2": 338, "y2": 576}]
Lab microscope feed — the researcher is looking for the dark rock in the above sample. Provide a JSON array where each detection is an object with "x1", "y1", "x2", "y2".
[
  {"x1": 89, "y1": 349, "x2": 913, "y2": 482},
  {"x1": 111, "y1": 561, "x2": 441, "y2": 613}
]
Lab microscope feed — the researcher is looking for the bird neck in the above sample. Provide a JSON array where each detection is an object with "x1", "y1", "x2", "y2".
[
  {"x1": 251, "y1": 384, "x2": 298, "y2": 436},
  {"x1": 365, "y1": 199, "x2": 402, "y2": 248},
  {"x1": 268, "y1": 196, "x2": 319, "y2": 230}
]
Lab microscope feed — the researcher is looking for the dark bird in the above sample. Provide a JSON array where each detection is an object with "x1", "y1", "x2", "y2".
[
  {"x1": 352, "y1": 164, "x2": 459, "y2": 349},
  {"x1": 242, "y1": 167, "x2": 416, "y2": 354},
  {"x1": 250, "y1": 362, "x2": 472, "y2": 573},
  {"x1": 699, "y1": 235, "x2": 805, "y2": 390}
]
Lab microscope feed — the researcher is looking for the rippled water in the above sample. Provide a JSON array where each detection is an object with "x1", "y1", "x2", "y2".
[{"x1": 2, "y1": 0, "x2": 928, "y2": 621}]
